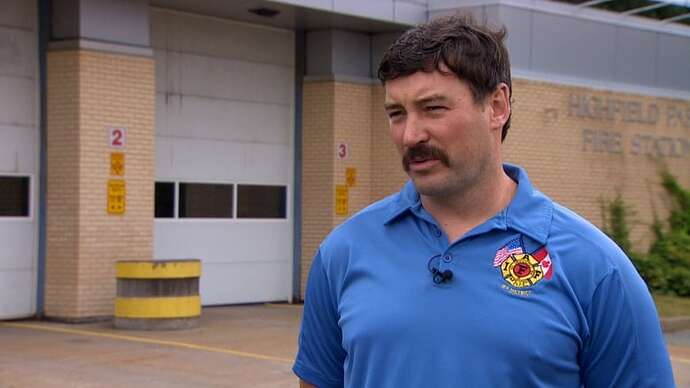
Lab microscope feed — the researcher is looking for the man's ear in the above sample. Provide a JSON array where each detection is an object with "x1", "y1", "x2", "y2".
[{"x1": 489, "y1": 83, "x2": 511, "y2": 132}]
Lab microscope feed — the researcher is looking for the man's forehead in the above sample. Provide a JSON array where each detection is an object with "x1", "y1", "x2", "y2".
[{"x1": 384, "y1": 70, "x2": 463, "y2": 104}]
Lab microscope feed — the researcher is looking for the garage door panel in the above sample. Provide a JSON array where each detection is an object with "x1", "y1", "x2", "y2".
[
  {"x1": 0, "y1": 76, "x2": 36, "y2": 127},
  {"x1": 243, "y1": 143, "x2": 291, "y2": 183},
  {"x1": 0, "y1": 27, "x2": 37, "y2": 79},
  {"x1": 154, "y1": 49, "x2": 167, "y2": 93},
  {"x1": 154, "y1": 221, "x2": 291, "y2": 264},
  {"x1": 164, "y1": 95, "x2": 291, "y2": 144},
  {"x1": 155, "y1": 136, "x2": 174, "y2": 177},
  {"x1": 170, "y1": 138, "x2": 244, "y2": 181},
  {"x1": 153, "y1": 10, "x2": 294, "y2": 305},
  {"x1": 161, "y1": 11, "x2": 294, "y2": 67},
  {"x1": 199, "y1": 261, "x2": 290, "y2": 305},
  {"x1": 155, "y1": 93, "x2": 168, "y2": 135},
  {"x1": 0, "y1": 222, "x2": 35, "y2": 269},
  {"x1": 0, "y1": 124, "x2": 37, "y2": 173},
  {"x1": 168, "y1": 52, "x2": 292, "y2": 105},
  {"x1": 0, "y1": 269, "x2": 34, "y2": 318}
]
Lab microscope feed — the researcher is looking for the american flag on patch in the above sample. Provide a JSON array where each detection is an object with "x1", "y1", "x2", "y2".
[{"x1": 493, "y1": 237, "x2": 524, "y2": 267}]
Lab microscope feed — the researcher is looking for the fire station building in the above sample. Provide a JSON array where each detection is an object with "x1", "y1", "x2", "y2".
[{"x1": 0, "y1": 0, "x2": 689, "y2": 320}]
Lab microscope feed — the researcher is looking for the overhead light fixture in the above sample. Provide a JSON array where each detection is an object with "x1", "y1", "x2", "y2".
[{"x1": 248, "y1": 7, "x2": 280, "y2": 18}]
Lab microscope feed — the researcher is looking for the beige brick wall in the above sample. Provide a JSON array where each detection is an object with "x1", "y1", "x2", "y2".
[
  {"x1": 301, "y1": 81, "x2": 335, "y2": 297},
  {"x1": 46, "y1": 49, "x2": 155, "y2": 319},
  {"x1": 504, "y1": 78, "x2": 690, "y2": 251},
  {"x1": 301, "y1": 80, "x2": 375, "y2": 298},
  {"x1": 301, "y1": 76, "x2": 690, "y2": 297}
]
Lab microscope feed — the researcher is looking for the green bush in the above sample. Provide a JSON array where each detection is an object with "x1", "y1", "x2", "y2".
[{"x1": 603, "y1": 172, "x2": 690, "y2": 296}]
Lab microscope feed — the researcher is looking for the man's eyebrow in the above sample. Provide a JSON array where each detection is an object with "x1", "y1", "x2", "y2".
[
  {"x1": 416, "y1": 95, "x2": 450, "y2": 105},
  {"x1": 384, "y1": 102, "x2": 403, "y2": 111}
]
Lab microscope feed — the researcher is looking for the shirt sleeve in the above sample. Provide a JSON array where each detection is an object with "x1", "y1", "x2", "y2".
[
  {"x1": 580, "y1": 268, "x2": 675, "y2": 387},
  {"x1": 293, "y1": 250, "x2": 346, "y2": 388}
]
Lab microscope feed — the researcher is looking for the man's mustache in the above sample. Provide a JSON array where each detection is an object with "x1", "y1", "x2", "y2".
[{"x1": 402, "y1": 144, "x2": 450, "y2": 171}]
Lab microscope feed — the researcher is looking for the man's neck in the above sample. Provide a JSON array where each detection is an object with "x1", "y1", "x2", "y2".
[{"x1": 420, "y1": 165, "x2": 517, "y2": 243}]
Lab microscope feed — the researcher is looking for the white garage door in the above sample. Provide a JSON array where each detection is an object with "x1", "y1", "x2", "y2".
[
  {"x1": 151, "y1": 9, "x2": 294, "y2": 305},
  {"x1": 0, "y1": 0, "x2": 38, "y2": 319}
]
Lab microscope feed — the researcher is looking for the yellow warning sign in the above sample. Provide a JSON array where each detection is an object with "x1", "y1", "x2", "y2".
[
  {"x1": 335, "y1": 185, "x2": 349, "y2": 216},
  {"x1": 108, "y1": 179, "x2": 126, "y2": 215},
  {"x1": 110, "y1": 152, "x2": 125, "y2": 176},
  {"x1": 346, "y1": 167, "x2": 357, "y2": 187}
]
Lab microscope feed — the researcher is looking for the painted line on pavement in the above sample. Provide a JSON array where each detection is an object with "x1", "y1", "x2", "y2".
[
  {"x1": 0, "y1": 322, "x2": 292, "y2": 364},
  {"x1": 265, "y1": 303, "x2": 303, "y2": 309},
  {"x1": 5, "y1": 321, "x2": 686, "y2": 366}
]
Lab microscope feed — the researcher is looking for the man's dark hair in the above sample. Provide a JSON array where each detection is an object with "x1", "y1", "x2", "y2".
[{"x1": 377, "y1": 14, "x2": 512, "y2": 142}]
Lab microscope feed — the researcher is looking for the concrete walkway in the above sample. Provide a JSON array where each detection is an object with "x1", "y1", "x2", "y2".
[{"x1": 1, "y1": 304, "x2": 689, "y2": 387}]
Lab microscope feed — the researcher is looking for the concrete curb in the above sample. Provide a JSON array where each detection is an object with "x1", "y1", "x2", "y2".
[{"x1": 661, "y1": 316, "x2": 690, "y2": 333}]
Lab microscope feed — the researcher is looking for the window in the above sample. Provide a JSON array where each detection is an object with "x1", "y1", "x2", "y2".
[
  {"x1": 179, "y1": 183, "x2": 233, "y2": 218},
  {"x1": 237, "y1": 185, "x2": 287, "y2": 219},
  {"x1": 0, "y1": 176, "x2": 30, "y2": 217},
  {"x1": 155, "y1": 182, "x2": 175, "y2": 218}
]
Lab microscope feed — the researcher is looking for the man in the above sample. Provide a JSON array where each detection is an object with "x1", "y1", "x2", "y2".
[{"x1": 294, "y1": 14, "x2": 674, "y2": 388}]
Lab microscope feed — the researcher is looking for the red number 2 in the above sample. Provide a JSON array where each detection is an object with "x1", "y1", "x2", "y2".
[{"x1": 112, "y1": 129, "x2": 123, "y2": 147}]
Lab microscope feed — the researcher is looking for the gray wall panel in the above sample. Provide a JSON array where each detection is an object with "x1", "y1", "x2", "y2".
[
  {"x1": 0, "y1": 0, "x2": 36, "y2": 29},
  {"x1": 497, "y1": 5, "x2": 531, "y2": 70},
  {"x1": 331, "y1": 30, "x2": 371, "y2": 78},
  {"x1": 159, "y1": 11, "x2": 294, "y2": 67},
  {"x1": 334, "y1": 0, "x2": 394, "y2": 21},
  {"x1": 0, "y1": 27, "x2": 37, "y2": 79},
  {"x1": 657, "y1": 33, "x2": 690, "y2": 91},
  {"x1": 613, "y1": 26, "x2": 656, "y2": 87},
  {"x1": 306, "y1": 30, "x2": 333, "y2": 76},
  {"x1": 531, "y1": 12, "x2": 615, "y2": 82},
  {"x1": 371, "y1": 32, "x2": 402, "y2": 78},
  {"x1": 80, "y1": 0, "x2": 150, "y2": 46},
  {"x1": 394, "y1": 1, "x2": 427, "y2": 25}
]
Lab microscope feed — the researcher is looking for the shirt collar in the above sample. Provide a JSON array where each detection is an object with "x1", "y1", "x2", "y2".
[{"x1": 383, "y1": 163, "x2": 553, "y2": 245}]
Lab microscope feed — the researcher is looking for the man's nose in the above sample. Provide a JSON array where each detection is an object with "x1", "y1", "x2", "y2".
[{"x1": 401, "y1": 115, "x2": 429, "y2": 147}]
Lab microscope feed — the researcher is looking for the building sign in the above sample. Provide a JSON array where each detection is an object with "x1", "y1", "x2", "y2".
[
  {"x1": 567, "y1": 94, "x2": 690, "y2": 158},
  {"x1": 110, "y1": 152, "x2": 125, "y2": 176},
  {"x1": 107, "y1": 179, "x2": 126, "y2": 215},
  {"x1": 337, "y1": 143, "x2": 349, "y2": 159},
  {"x1": 109, "y1": 127, "x2": 126, "y2": 148},
  {"x1": 568, "y1": 94, "x2": 690, "y2": 128},
  {"x1": 335, "y1": 185, "x2": 348, "y2": 216},
  {"x1": 346, "y1": 167, "x2": 356, "y2": 187}
]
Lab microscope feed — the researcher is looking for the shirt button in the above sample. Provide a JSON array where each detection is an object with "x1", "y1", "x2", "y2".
[
  {"x1": 443, "y1": 254, "x2": 452, "y2": 263},
  {"x1": 432, "y1": 226, "x2": 442, "y2": 237}
]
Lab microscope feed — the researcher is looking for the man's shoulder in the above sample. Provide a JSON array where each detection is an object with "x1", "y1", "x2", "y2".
[{"x1": 548, "y1": 200, "x2": 630, "y2": 274}]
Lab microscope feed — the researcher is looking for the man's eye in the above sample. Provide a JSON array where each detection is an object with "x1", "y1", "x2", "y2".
[
  {"x1": 426, "y1": 106, "x2": 445, "y2": 112},
  {"x1": 387, "y1": 111, "x2": 402, "y2": 119}
]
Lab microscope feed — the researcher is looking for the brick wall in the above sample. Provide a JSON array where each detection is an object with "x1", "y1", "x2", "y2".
[
  {"x1": 504, "y1": 79, "x2": 690, "y2": 251},
  {"x1": 45, "y1": 49, "x2": 155, "y2": 319}
]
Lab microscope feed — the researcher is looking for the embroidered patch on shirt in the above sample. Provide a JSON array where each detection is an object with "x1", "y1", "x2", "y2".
[{"x1": 496, "y1": 242, "x2": 553, "y2": 294}]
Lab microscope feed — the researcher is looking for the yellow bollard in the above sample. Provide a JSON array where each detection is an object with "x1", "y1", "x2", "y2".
[{"x1": 114, "y1": 259, "x2": 201, "y2": 330}]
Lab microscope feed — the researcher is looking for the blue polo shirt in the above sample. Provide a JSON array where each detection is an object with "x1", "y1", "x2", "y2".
[{"x1": 294, "y1": 164, "x2": 674, "y2": 388}]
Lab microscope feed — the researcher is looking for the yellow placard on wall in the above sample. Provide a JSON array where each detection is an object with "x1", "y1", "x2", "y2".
[
  {"x1": 110, "y1": 152, "x2": 125, "y2": 176},
  {"x1": 335, "y1": 185, "x2": 349, "y2": 216},
  {"x1": 346, "y1": 167, "x2": 356, "y2": 187},
  {"x1": 108, "y1": 179, "x2": 126, "y2": 215}
]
